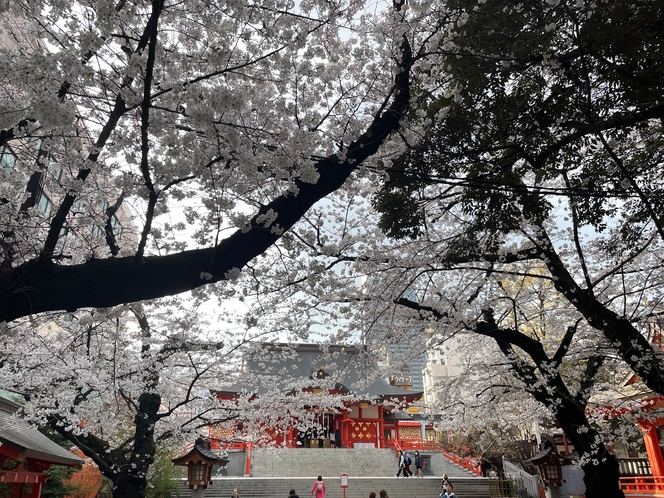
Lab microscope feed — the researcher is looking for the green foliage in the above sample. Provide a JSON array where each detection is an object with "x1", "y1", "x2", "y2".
[
  {"x1": 0, "y1": 460, "x2": 18, "y2": 471},
  {"x1": 375, "y1": 0, "x2": 664, "y2": 249},
  {"x1": 145, "y1": 446, "x2": 182, "y2": 498},
  {"x1": 0, "y1": 483, "x2": 11, "y2": 498},
  {"x1": 41, "y1": 465, "x2": 76, "y2": 498}
]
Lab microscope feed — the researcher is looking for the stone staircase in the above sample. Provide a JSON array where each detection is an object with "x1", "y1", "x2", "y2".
[
  {"x1": 247, "y1": 448, "x2": 477, "y2": 479},
  {"x1": 250, "y1": 448, "x2": 397, "y2": 477},
  {"x1": 175, "y1": 476, "x2": 490, "y2": 498},
  {"x1": 173, "y1": 449, "x2": 487, "y2": 498}
]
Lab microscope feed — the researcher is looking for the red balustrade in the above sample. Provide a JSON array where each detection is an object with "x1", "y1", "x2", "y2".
[
  {"x1": 386, "y1": 440, "x2": 482, "y2": 476},
  {"x1": 620, "y1": 476, "x2": 664, "y2": 495},
  {"x1": 440, "y1": 449, "x2": 482, "y2": 476}
]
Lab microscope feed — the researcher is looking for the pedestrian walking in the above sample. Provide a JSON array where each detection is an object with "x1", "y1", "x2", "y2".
[
  {"x1": 395, "y1": 450, "x2": 406, "y2": 477},
  {"x1": 379, "y1": 490, "x2": 390, "y2": 498},
  {"x1": 289, "y1": 489, "x2": 300, "y2": 498},
  {"x1": 414, "y1": 451, "x2": 424, "y2": 477},
  {"x1": 230, "y1": 489, "x2": 239, "y2": 498},
  {"x1": 369, "y1": 493, "x2": 376, "y2": 498},
  {"x1": 310, "y1": 475, "x2": 326, "y2": 498},
  {"x1": 403, "y1": 451, "x2": 413, "y2": 477}
]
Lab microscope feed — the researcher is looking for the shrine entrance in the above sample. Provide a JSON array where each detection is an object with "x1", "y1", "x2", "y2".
[{"x1": 297, "y1": 412, "x2": 338, "y2": 448}]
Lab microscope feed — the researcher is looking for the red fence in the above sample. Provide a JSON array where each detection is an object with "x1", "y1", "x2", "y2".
[
  {"x1": 440, "y1": 449, "x2": 482, "y2": 476},
  {"x1": 385, "y1": 439, "x2": 482, "y2": 476},
  {"x1": 620, "y1": 476, "x2": 664, "y2": 496}
]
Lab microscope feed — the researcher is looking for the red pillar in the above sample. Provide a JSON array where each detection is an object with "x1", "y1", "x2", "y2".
[
  {"x1": 24, "y1": 482, "x2": 43, "y2": 498},
  {"x1": 642, "y1": 425, "x2": 664, "y2": 477},
  {"x1": 378, "y1": 406, "x2": 385, "y2": 449},
  {"x1": 287, "y1": 426, "x2": 295, "y2": 448}
]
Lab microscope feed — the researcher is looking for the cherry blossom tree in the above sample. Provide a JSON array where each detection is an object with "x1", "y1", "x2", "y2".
[
  {"x1": 362, "y1": 1, "x2": 664, "y2": 496},
  {"x1": 0, "y1": 0, "x2": 424, "y2": 323},
  {"x1": 0, "y1": 299, "x2": 370, "y2": 497},
  {"x1": 0, "y1": 1, "x2": 428, "y2": 494},
  {"x1": 1, "y1": 302, "x2": 237, "y2": 496},
  {"x1": 372, "y1": 0, "x2": 664, "y2": 391},
  {"x1": 218, "y1": 2, "x2": 664, "y2": 497}
]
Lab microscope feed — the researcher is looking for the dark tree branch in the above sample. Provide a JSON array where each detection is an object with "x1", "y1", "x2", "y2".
[{"x1": 1, "y1": 36, "x2": 413, "y2": 322}]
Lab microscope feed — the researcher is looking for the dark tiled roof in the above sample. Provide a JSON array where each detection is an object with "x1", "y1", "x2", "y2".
[
  {"x1": 0, "y1": 402, "x2": 84, "y2": 467},
  {"x1": 218, "y1": 343, "x2": 421, "y2": 401},
  {"x1": 173, "y1": 438, "x2": 228, "y2": 466}
]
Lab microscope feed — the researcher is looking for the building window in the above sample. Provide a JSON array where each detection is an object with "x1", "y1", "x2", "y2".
[
  {"x1": 47, "y1": 154, "x2": 61, "y2": 181},
  {"x1": 0, "y1": 146, "x2": 16, "y2": 171},
  {"x1": 37, "y1": 193, "x2": 53, "y2": 217}
]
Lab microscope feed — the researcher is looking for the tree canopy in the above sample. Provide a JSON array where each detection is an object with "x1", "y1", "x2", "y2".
[
  {"x1": 0, "y1": 0, "x2": 417, "y2": 322},
  {"x1": 3, "y1": 1, "x2": 664, "y2": 497},
  {"x1": 226, "y1": 1, "x2": 664, "y2": 497}
]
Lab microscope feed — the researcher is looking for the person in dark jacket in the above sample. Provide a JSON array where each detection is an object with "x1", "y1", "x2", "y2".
[
  {"x1": 403, "y1": 451, "x2": 413, "y2": 477},
  {"x1": 414, "y1": 451, "x2": 424, "y2": 477},
  {"x1": 289, "y1": 489, "x2": 300, "y2": 498}
]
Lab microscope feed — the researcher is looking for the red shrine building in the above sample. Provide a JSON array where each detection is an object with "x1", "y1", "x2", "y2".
[
  {"x1": 211, "y1": 343, "x2": 425, "y2": 450},
  {"x1": 0, "y1": 397, "x2": 83, "y2": 498},
  {"x1": 597, "y1": 328, "x2": 664, "y2": 495}
]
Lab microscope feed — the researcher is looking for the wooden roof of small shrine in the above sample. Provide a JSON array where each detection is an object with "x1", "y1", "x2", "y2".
[
  {"x1": 0, "y1": 397, "x2": 83, "y2": 467},
  {"x1": 216, "y1": 343, "x2": 422, "y2": 401},
  {"x1": 172, "y1": 438, "x2": 228, "y2": 467}
]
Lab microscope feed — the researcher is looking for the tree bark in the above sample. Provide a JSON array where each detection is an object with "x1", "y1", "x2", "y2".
[
  {"x1": 110, "y1": 393, "x2": 160, "y2": 498},
  {"x1": 473, "y1": 317, "x2": 624, "y2": 498},
  {"x1": 553, "y1": 397, "x2": 624, "y2": 498},
  {"x1": 537, "y1": 232, "x2": 664, "y2": 397}
]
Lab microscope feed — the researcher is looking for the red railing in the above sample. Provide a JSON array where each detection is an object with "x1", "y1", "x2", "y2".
[
  {"x1": 620, "y1": 476, "x2": 664, "y2": 495},
  {"x1": 441, "y1": 449, "x2": 482, "y2": 476},
  {"x1": 394, "y1": 439, "x2": 443, "y2": 451},
  {"x1": 386, "y1": 438, "x2": 403, "y2": 457},
  {"x1": 386, "y1": 440, "x2": 482, "y2": 476},
  {"x1": 209, "y1": 440, "x2": 246, "y2": 451}
]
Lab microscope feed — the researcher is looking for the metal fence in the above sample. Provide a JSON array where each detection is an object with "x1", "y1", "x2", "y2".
[
  {"x1": 502, "y1": 458, "x2": 540, "y2": 498},
  {"x1": 488, "y1": 474, "x2": 525, "y2": 498}
]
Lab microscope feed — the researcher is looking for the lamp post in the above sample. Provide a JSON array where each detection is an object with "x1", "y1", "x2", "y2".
[
  {"x1": 525, "y1": 446, "x2": 572, "y2": 498},
  {"x1": 172, "y1": 438, "x2": 228, "y2": 498}
]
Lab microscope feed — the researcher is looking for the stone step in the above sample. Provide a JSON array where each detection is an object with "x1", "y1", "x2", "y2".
[
  {"x1": 175, "y1": 476, "x2": 491, "y2": 498},
  {"x1": 245, "y1": 448, "x2": 477, "y2": 479}
]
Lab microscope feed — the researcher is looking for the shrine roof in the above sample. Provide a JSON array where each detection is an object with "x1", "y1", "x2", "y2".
[
  {"x1": 173, "y1": 438, "x2": 228, "y2": 466},
  {"x1": 0, "y1": 398, "x2": 84, "y2": 467},
  {"x1": 217, "y1": 343, "x2": 422, "y2": 401}
]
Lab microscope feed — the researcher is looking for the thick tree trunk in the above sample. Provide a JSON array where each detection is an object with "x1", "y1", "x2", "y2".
[
  {"x1": 112, "y1": 472, "x2": 147, "y2": 498},
  {"x1": 555, "y1": 399, "x2": 624, "y2": 498},
  {"x1": 111, "y1": 392, "x2": 160, "y2": 498},
  {"x1": 473, "y1": 317, "x2": 625, "y2": 498}
]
